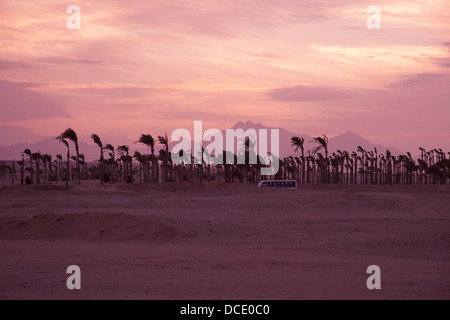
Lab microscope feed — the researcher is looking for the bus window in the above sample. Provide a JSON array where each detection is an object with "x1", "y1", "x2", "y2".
[{"x1": 257, "y1": 180, "x2": 297, "y2": 190}]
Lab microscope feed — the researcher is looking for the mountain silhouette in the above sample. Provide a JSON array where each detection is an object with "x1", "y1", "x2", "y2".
[
  {"x1": 328, "y1": 131, "x2": 403, "y2": 156},
  {"x1": 0, "y1": 122, "x2": 403, "y2": 161}
]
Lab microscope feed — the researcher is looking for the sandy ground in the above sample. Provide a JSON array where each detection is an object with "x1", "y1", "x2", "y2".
[{"x1": 0, "y1": 180, "x2": 449, "y2": 300}]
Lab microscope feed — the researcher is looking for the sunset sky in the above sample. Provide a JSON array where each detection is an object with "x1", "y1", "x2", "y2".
[{"x1": 0, "y1": 0, "x2": 449, "y2": 152}]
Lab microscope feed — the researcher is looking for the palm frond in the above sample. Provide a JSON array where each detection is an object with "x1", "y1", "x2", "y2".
[
  {"x1": 291, "y1": 136, "x2": 304, "y2": 152},
  {"x1": 136, "y1": 134, "x2": 155, "y2": 154},
  {"x1": 91, "y1": 134, "x2": 103, "y2": 148},
  {"x1": 57, "y1": 128, "x2": 78, "y2": 144},
  {"x1": 117, "y1": 145, "x2": 130, "y2": 156},
  {"x1": 157, "y1": 133, "x2": 169, "y2": 151}
]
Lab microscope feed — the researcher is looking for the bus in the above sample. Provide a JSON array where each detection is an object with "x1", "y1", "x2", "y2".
[{"x1": 257, "y1": 180, "x2": 297, "y2": 190}]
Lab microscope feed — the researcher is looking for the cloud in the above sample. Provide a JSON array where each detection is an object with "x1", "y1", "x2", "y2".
[
  {"x1": 78, "y1": 86, "x2": 160, "y2": 97},
  {"x1": 0, "y1": 80, "x2": 69, "y2": 121},
  {"x1": 253, "y1": 52, "x2": 282, "y2": 60},
  {"x1": 0, "y1": 60, "x2": 31, "y2": 70},
  {"x1": 387, "y1": 73, "x2": 444, "y2": 90},
  {"x1": 110, "y1": 0, "x2": 351, "y2": 40},
  {"x1": 0, "y1": 125, "x2": 43, "y2": 147},
  {"x1": 267, "y1": 86, "x2": 350, "y2": 102},
  {"x1": 38, "y1": 57, "x2": 104, "y2": 65}
]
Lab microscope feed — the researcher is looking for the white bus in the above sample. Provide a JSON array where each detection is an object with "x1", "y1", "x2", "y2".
[{"x1": 257, "y1": 180, "x2": 297, "y2": 190}]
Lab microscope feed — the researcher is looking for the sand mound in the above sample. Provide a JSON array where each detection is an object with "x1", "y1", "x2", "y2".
[{"x1": 0, "y1": 212, "x2": 190, "y2": 243}]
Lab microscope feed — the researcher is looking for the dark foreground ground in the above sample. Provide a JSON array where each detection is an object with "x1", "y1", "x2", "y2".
[{"x1": 0, "y1": 181, "x2": 449, "y2": 299}]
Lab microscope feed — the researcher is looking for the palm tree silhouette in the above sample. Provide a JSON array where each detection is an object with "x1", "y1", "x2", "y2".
[
  {"x1": 31, "y1": 151, "x2": 41, "y2": 184},
  {"x1": 136, "y1": 134, "x2": 156, "y2": 182},
  {"x1": 104, "y1": 144, "x2": 116, "y2": 183},
  {"x1": 158, "y1": 133, "x2": 171, "y2": 182},
  {"x1": 55, "y1": 138, "x2": 70, "y2": 190},
  {"x1": 22, "y1": 149, "x2": 33, "y2": 184},
  {"x1": 91, "y1": 134, "x2": 104, "y2": 185},
  {"x1": 117, "y1": 145, "x2": 131, "y2": 183},
  {"x1": 20, "y1": 129, "x2": 441, "y2": 186},
  {"x1": 291, "y1": 137, "x2": 305, "y2": 183},
  {"x1": 78, "y1": 154, "x2": 87, "y2": 180},
  {"x1": 57, "y1": 128, "x2": 81, "y2": 186},
  {"x1": 311, "y1": 135, "x2": 329, "y2": 183},
  {"x1": 133, "y1": 151, "x2": 146, "y2": 183},
  {"x1": 56, "y1": 154, "x2": 62, "y2": 183},
  {"x1": 11, "y1": 160, "x2": 16, "y2": 186},
  {"x1": 357, "y1": 146, "x2": 366, "y2": 184},
  {"x1": 20, "y1": 153, "x2": 25, "y2": 185},
  {"x1": 41, "y1": 154, "x2": 52, "y2": 184}
]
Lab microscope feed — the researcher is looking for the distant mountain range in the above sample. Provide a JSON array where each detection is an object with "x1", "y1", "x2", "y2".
[
  {"x1": 0, "y1": 121, "x2": 404, "y2": 161},
  {"x1": 225, "y1": 121, "x2": 404, "y2": 158}
]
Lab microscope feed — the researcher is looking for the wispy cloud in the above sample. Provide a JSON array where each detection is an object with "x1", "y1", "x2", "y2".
[
  {"x1": 0, "y1": 80, "x2": 69, "y2": 121},
  {"x1": 0, "y1": 60, "x2": 31, "y2": 70},
  {"x1": 267, "y1": 86, "x2": 350, "y2": 102},
  {"x1": 387, "y1": 73, "x2": 445, "y2": 90},
  {"x1": 38, "y1": 57, "x2": 104, "y2": 65}
]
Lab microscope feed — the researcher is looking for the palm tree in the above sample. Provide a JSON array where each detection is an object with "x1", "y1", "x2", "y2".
[
  {"x1": 311, "y1": 135, "x2": 329, "y2": 183},
  {"x1": 56, "y1": 138, "x2": 70, "y2": 189},
  {"x1": 22, "y1": 149, "x2": 33, "y2": 184},
  {"x1": 117, "y1": 145, "x2": 130, "y2": 182},
  {"x1": 48, "y1": 154, "x2": 53, "y2": 183},
  {"x1": 133, "y1": 151, "x2": 146, "y2": 183},
  {"x1": 385, "y1": 150, "x2": 393, "y2": 185},
  {"x1": 291, "y1": 137, "x2": 305, "y2": 183},
  {"x1": 105, "y1": 144, "x2": 115, "y2": 183},
  {"x1": 136, "y1": 134, "x2": 156, "y2": 182},
  {"x1": 351, "y1": 151, "x2": 358, "y2": 184},
  {"x1": 0, "y1": 162, "x2": 6, "y2": 179},
  {"x1": 357, "y1": 146, "x2": 366, "y2": 184},
  {"x1": 91, "y1": 134, "x2": 104, "y2": 185},
  {"x1": 57, "y1": 128, "x2": 81, "y2": 186},
  {"x1": 41, "y1": 154, "x2": 52, "y2": 184},
  {"x1": 373, "y1": 148, "x2": 378, "y2": 184},
  {"x1": 56, "y1": 154, "x2": 63, "y2": 183},
  {"x1": 31, "y1": 151, "x2": 41, "y2": 184},
  {"x1": 11, "y1": 160, "x2": 16, "y2": 187},
  {"x1": 238, "y1": 136, "x2": 258, "y2": 183},
  {"x1": 19, "y1": 153, "x2": 25, "y2": 185},
  {"x1": 336, "y1": 150, "x2": 347, "y2": 184},
  {"x1": 158, "y1": 133, "x2": 171, "y2": 182},
  {"x1": 367, "y1": 150, "x2": 374, "y2": 184},
  {"x1": 78, "y1": 154, "x2": 87, "y2": 180}
]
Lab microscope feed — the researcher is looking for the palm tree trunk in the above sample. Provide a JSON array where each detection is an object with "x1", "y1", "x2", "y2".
[
  {"x1": 75, "y1": 145, "x2": 81, "y2": 186},
  {"x1": 11, "y1": 161, "x2": 15, "y2": 187},
  {"x1": 66, "y1": 155, "x2": 69, "y2": 190},
  {"x1": 36, "y1": 158, "x2": 40, "y2": 185},
  {"x1": 30, "y1": 158, "x2": 34, "y2": 183},
  {"x1": 21, "y1": 155, "x2": 25, "y2": 185}
]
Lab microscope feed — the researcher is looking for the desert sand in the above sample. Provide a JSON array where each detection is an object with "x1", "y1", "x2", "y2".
[{"x1": 0, "y1": 180, "x2": 449, "y2": 300}]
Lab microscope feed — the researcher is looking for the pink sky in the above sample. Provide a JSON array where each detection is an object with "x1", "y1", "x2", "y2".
[{"x1": 0, "y1": 0, "x2": 449, "y2": 152}]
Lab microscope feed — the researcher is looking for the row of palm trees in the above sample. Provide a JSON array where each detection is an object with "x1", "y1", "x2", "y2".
[
  {"x1": 4, "y1": 128, "x2": 449, "y2": 187},
  {"x1": 289, "y1": 135, "x2": 450, "y2": 185}
]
